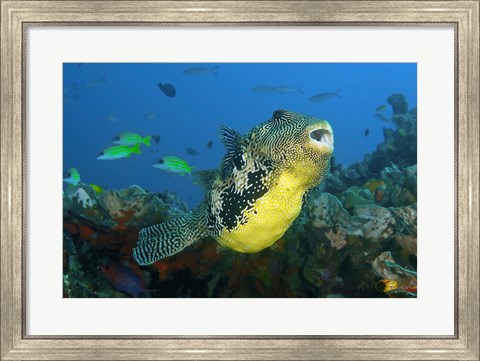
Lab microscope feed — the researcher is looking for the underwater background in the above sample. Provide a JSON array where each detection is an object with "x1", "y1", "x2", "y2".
[{"x1": 63, "y1": 63, "x2": 417, "y2": 298}]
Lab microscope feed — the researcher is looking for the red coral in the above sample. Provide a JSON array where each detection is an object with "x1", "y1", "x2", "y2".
[
  {"x1": 79, "y1": 224, "x2": 95, "y2": 240},
  {"x1": 64, "y1": 221, "x2": 79, "y2": 235},
  {"x1": 112, "y1": 209, "x2": 137, "y2": 232}
]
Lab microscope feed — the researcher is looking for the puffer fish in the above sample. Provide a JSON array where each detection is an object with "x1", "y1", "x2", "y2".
[
  {"x1": 152, "y1": 156, "x2": 194, "y2": 176},
  {"x1": 309, "y1": 89, "x2": 342, "y2": 102},
  {"x1": 63, "y1": 168, "x2": 81, "y2": 186},
  {"x1": 112, "y1": 132, "x2": 152, "y2": 147},
  {"x1": 97, "y1": 144, "x2": 141, "y2": 160},
  {"x1": 133, "y1": 109, "x2": 334, "y2": 265},
  {"x1": 182, "y1": 66, "x2": 218, "y2": 76}
]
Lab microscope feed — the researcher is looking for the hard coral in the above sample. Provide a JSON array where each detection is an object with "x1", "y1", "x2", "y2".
[
  {"x1": 387, "y1": 93, "x2": 408, "y2": 115},
  {"x1": 353, "y1": 205, "x2": 396, "y2": 240},
  {"x1": 325, "y1": 230, "x2": 347, "y2": 250}
]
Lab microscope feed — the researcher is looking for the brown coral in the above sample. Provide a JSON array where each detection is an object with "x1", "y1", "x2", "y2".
[
  {"x1": 325, "y1": 229, "x2": 347, "y2": 250},
  {"x1": 395, "y1": 234, "x2": 417, "y2": 256}
]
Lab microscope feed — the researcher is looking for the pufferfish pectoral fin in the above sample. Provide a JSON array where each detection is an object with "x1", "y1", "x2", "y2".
[
  {"x1": 219, "y1": 125, "x2": 242, "y2": 151},
  {"x1": 133, "y1": 210, "x2": 209, "y2": 265},
  {"x1": 192, "y1": 169, "x2": 217, "y2": 192}
]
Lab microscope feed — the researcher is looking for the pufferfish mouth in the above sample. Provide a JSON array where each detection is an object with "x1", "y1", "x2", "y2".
[{"x1": 309, "y1": 126, "x2": 334, "y2": 150}]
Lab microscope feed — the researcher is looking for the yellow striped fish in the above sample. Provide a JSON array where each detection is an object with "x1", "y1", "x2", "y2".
[
  {"x1": 152, "y1": 156, "x2": 194, "y2": 177},
  {"x1": 97, "y1": 144, "x2": 141, "y2": 160},
  {"x1": 112, "y1": 132, "x2": 151, "y2": 147}
]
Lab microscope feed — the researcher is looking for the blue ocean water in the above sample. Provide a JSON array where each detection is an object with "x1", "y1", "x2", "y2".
[{"x1": 63, "y1": 63, "x2": 416, "y2": 207}]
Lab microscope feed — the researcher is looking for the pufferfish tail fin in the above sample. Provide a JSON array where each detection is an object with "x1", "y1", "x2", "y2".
[{"x1": 133, "y1": 209, "x2": 209, "y2": 265}]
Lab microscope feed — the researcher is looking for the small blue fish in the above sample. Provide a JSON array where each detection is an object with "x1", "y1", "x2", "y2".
[
  {"x1": 100, "y1": 263, "x2": 151, "y2": 297},
  {"x1": 152, "y1": 135, "x2": 161, "y2": 144},
  {"x1": 158, "y1": 83, "x2": 176, "y2": 97},
  {"x1": 186, "y1": 148, "x2": 199, "y2": 156}
]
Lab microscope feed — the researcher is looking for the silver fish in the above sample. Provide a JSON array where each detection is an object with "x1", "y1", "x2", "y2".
[
  {"x1": 272, "y1": 85, "x2": 303, "y2": 94},
  {"x1": 64, "y1": 93, "x2": 80, "y2": 103},
  {"x1": 251, "y1": 86, "x2": 274, "y2": 93},
  {"x1": 309, "y1": 89, "x2": 342, "y2": 102},
  {"x1": 63, "y1": 82, "x2": 79, "y2": 94},
  {"x1": 85, "y1": 74, "x2": 107, "y2": 89},
  {"x1": 106, "y1": 114, "x2": 119, "y2": 122},
  {"x1": 145, "y1": 112, "x2": 157, "y2": 120},
  {"x1": 182, "y1": 66, "x2": 218, "y2": 76}
]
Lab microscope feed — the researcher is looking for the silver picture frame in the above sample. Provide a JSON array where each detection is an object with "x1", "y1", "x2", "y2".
[{"x1": 1, "y1": 1, "x2": 479, "y2": 360}]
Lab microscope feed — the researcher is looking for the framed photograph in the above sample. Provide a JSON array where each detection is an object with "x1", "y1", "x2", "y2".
[
  {"x1": 62, "y1": 61, "x2": 417, "y2": 300},
  {"x1": 1, "y1": 1, "x2": 479, "y2": 360}
]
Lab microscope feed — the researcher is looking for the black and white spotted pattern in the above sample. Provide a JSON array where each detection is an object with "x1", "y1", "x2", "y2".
[{"x1": 207, "y1": 156, "x2": 275, "y2": 234}]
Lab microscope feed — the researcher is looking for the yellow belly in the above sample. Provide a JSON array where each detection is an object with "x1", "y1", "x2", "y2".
[{"x1": 216, "y1": 170, "x2": 307, "y2": 253}]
